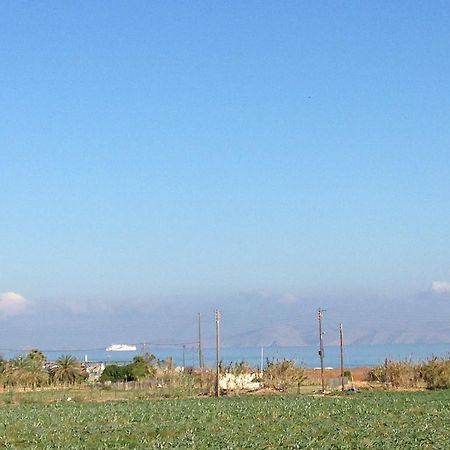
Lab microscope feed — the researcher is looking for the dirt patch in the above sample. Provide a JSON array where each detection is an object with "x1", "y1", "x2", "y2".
[{"x1": 304, "y1": 367, "x2": 371, "y2": 382}]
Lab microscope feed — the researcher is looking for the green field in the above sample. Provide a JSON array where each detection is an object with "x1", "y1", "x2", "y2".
[{"x1": 0, "y1": 390, "x2": 449, "y2": 449}]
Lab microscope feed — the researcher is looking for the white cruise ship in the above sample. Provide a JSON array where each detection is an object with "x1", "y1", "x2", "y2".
[{"x1": 106, "y1": 344, "x2": 137, "y2": 352}]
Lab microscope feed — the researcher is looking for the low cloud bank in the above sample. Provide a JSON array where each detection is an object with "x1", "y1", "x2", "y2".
[
  {"x1": 0, "y1": 292, "x2": 31, "y2": 318},
  {"x1": 431, "y1": 281, "x2": 450, "y2": 294}
]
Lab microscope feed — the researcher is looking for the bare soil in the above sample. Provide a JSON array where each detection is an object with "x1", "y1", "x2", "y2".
[{"x1": 304, "y1": 367, "x2": 371, "y2": 382}]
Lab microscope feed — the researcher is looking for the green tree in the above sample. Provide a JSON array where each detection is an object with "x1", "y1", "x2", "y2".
[
  {"x1": 1, "y1": 359, "x2": 23, "y2": 388},
  {"x1": 132, "y1": 356, "x2": 156, "y2": 380},
  {"x1": 100, "y1": 356, "x2": 157, "y2": 383},
  {"x1": 26, "y1": 349, "x2": 46, "y2": 365},
  {"x1": 50, "y1": 355, "x2": 83, "y2": 385},
  {"x1": 100, "y1": 364, "x2": 134, "y2": 382},
  {"x1": 25, "y1": 359, "x2": 49, "y2": 389}
]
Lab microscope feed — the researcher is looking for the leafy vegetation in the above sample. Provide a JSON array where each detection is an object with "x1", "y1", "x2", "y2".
[
  {"x1": 100, "y1": 356, "x2": 157, "y2": 382},
  {"x1": 0, "y1": 351, "x2": 87, "y2": 390},
  {"x1": 264, "y1": 358, "x2": 306, "y2": 392},
  {"x1": 369, "y1": 358, "x2": 419, "y2": 388},
  {"x1": 369, "y1": 356, "x2": 450, "y2": 389},
  {"x1": 0, "y1": 350, "x2": 449, "y2": 448},
  {"x1": 0, "y1": 391, "x2": 449, "y2": 448},
  {"x1": 50, "y1": 354, "x2": 86, "y2": 385},
  {"x1": 420, "y1": 357, "x2": 450, "y2": 389}
]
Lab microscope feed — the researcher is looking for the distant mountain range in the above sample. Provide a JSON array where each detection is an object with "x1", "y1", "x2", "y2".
[
  {"x1": 220, "y1": 290, "x2": 450, "y2": 347},
  {"x1": 223, "y1": 323, "x2": 450, "y2": 347}
]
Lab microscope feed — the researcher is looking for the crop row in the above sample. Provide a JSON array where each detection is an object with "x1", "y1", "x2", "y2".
[{"x1": 0, "y1": 390, "x2": 449, "y2": 448}]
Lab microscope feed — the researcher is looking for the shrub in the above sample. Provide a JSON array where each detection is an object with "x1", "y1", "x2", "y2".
[
  {"x1": 264, "y1": 359, "x2": 306, "y2": 391},
  {"x1": 100, "y1": 356, "x2": 157, "y2": 383},
  {"x1": 224, "y1": 361, "x2": 252, "y2": 376},
  {"x1": 369, "y1": 357, "x2": 450, "y2": 390},
  {"x1": 419, "y1": 357, "x2": 450, "y2": 390},
  {"x1": 100, "y1": 364, "x2": 134, "y2": 382},
  {"x1": 368, "y1": 359, "x2": 419, "y2": 389}
]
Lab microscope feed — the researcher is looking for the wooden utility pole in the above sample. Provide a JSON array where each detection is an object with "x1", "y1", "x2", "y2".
[
  {"x1": 339, "y1": 323, "x2": 345, "y2": 392},
  {"x1": 260, "y1": 346, "x2": 264, "y2": 375},
  {"x1": 318, "y1": 307, "x2": 326, "y2": 393},
  {"x1": 182, "y1": 344, "x2": 186, "y2": 370},
  {"x1": 215, "y1": 309, "x2": 221, "y2": 397},
  {"x1": 198, "y1": 313, "x2": 203, "y2": 370}
]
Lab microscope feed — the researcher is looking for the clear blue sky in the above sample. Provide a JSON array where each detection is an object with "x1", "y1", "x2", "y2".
[{"x1": 1, "y1": 1, "x2": 450, "y2": 333}]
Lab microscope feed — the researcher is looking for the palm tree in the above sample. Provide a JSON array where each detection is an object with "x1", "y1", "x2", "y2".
[
  {"x1": 51, "y1": 355, "x2": 83, "y2": 386},
  {"x1": 1, "y1": 360, "x2": 19, "y2": 389},
  {"x1": 27, "y1": 349, "x2": 46, "y2": 365},
  {"x1": 5, "y1": 356, "x2": 49, "y2": 389},
  {"x1": 0, "y1": 357, "x2": 29, "y2": 389},
  {"x1": 26, "y1": 359, "x2": 49, "y2": 389},
  {"x1": 11, "y1": 356, "x2": 30, "y2": 388},
  {"x1": 24, "y1": 349, "x2": 49, "y2": 389}
]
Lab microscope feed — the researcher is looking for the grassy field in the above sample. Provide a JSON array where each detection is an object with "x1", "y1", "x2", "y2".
[{"x1": 0, "y1": 390, "x2": 449, "y2": 449}]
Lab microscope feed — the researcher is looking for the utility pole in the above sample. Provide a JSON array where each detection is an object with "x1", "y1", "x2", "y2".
[
  {"x1": 339, "y1": 323, "x2": 345, "y2": 392},
  {"x1": 182, "y1": 344, "x2": 186, "y2": 370},
  {"x1": 215, "y1": 309, "x2": 221, "y2": 397},
  {"x1": 198, "y1": 313, "x2": 203, "y2": 370},
  {"x1": 318, "y1": 307, "x2": 326, "y2": 393},
  {"x1": 260, "y1": 346, "x2": 264, "y2": 375}
]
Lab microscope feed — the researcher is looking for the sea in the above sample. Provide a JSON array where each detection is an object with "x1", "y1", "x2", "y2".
[{"x1": 3, "y1": 343, "x2": 449, "y2": 368}]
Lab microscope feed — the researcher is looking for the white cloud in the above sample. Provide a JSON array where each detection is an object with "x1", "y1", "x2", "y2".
[
  {"x1": 0, "y1": 292, "x2": 31, "y2": 318},
  {"x1": 279, "y1": 292, "x2": 301, "y2": 305},
  {"x1": 431, "y1": 281, "x2": 450, "y2": 294}
]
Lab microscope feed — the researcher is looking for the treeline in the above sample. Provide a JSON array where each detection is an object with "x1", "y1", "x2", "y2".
[
  {"x1": 4, "y1": 349, "x2": 449, "y2": 392},
  {"x1": 0, "y1": 350, "x2": 168, "y2": 389},
  {"x1": 369, "y1": 356, "x2": 450, "y2": 389},
  {"x1": 0, "y1": 350, "x2": 86, "y2": 389},
  {"x1": 0, "y1": 349, "x2": 309, "y2": 394}
]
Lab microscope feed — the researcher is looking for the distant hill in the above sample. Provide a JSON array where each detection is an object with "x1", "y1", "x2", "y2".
[
  {"x1": 224, "y1": 324, "x2": 312, "y2": 347},
  {"x1": 222, "y1": 322, "x2": 450, "y2": 347}
]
